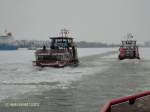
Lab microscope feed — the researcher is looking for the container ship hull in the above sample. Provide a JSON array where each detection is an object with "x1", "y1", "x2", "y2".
[{"x1": 0, "y1": 44, "x2": 18, "y2": 50}]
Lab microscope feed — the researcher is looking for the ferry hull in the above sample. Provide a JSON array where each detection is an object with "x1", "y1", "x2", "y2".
[
  {"x1": 118, "y1": 55, "x2": 140, "y2": 60},
  {"x1": 32, "y1": 60, "x2": 79, "y2": 67}
]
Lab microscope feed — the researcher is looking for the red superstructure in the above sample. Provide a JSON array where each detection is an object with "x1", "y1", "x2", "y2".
[
  {"x1": 118, "y1": 33, "x2": 140, "y2": 60},
  {"x1": 32, "y1": 29, "x2": 79, "y2": 67}
]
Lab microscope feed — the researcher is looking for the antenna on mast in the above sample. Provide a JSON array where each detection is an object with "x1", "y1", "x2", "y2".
[
  {"x1": 60, "y1": 28, "x2": 69, "y2": 37},
  {"x1": 127, "y1": 33, "x2": 133, "y2": 40},
  {"x1": 4, "y1": 29, "x2": 7, "y2": 34}
]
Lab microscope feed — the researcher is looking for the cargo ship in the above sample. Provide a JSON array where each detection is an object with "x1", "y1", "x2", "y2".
[
  {"x1": 32, "y1": 29, "x2": 79, "y2": 67},
  {"x1": 0, "y1": 31, "x2": 18, "y2": 50}
]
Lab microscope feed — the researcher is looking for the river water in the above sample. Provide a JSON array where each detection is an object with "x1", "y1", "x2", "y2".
[{"x1": 0, "y1": 48, "x2": 150, "y2": 112}]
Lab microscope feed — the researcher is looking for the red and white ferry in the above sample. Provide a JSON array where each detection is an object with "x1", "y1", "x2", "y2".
[
  {"x1": 118, "y1": 33, "x2": 140, "y2": 60},
  {"x1": 32, "y1": 29, "x2": 79, "y2": 67}
]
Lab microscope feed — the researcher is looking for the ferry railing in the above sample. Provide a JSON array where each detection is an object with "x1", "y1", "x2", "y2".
[{"x1": 100, "y1": 91, "x2": 150, "y2": 112}]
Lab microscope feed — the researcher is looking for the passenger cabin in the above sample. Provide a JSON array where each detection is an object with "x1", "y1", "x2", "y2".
[{"x1": 33, "y1": 29, "x2": 79, "y2": 67}]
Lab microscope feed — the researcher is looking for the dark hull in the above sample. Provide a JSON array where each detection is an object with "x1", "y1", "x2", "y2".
[
  {"x1": 32, "y1": 60, "x2": 79, "y2": 68},
  {"x1": 118, "y1": 55, "x2": 140, "y2": 60}
]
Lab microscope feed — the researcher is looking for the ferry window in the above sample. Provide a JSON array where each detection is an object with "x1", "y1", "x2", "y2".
[
  {"x1": 37, "y1": 56, "x2": 43, "y2": 60},
  {"x1": 57, "y1": 55, "x2": 63, "y2": 61},
  {"x1": 37, "y1": 55, "x2": 57, "y2": 61}
]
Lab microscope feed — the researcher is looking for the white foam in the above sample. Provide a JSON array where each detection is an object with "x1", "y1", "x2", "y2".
[{"x1": 0, "y1": 48, "x2": 111, "y2": 101}]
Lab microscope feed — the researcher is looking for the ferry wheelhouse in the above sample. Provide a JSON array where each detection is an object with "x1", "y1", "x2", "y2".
[
  {"x1": 32, "y1": 29, "x2": 79, "y2": 67},
  {"x1": 118, "y1": 33, "x2": 140, "y2": 60}
]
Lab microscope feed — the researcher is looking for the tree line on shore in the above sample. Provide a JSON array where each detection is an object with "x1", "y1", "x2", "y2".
[
  {"x1": 1, "y1": 40, "x2": 150, "y2": 48},
  {"x1": 14, "y1": 40, "x2": 119, "y2": 48}
]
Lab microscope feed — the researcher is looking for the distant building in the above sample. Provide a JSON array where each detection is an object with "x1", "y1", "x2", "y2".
[{"x1": 144, "y1": 41, "x2": 150, "y2": 47}]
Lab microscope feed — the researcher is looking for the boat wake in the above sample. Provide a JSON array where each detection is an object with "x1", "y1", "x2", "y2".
[{"x1": 0, "y1": 49, "x2": 116, "y2": 101}]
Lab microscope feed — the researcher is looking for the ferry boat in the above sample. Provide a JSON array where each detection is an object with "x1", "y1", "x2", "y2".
[
  {"x1": 32, "y1": 29, "x2": 79, "y2": 67},
  {"x1": 0, "y1": 31, "x2": 18, "y2": 50},
  {"x1": 118, "y1": 33, "x2": 140, "y2": 60}
]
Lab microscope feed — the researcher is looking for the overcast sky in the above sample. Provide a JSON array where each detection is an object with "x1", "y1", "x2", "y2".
[{"x1": 0, "y1": 0, "x2": 150, "y2": 43}]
